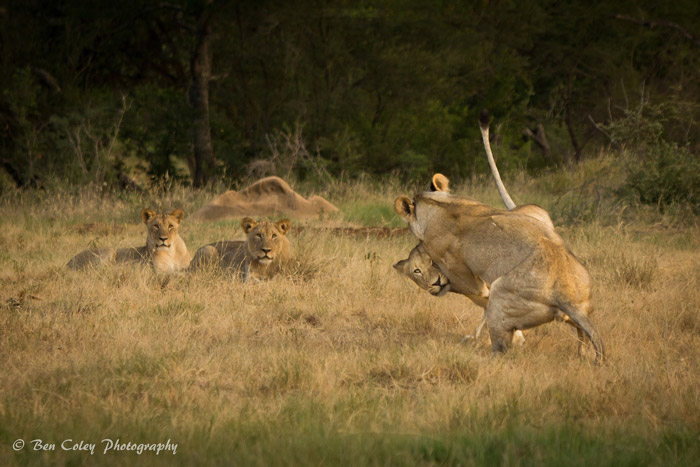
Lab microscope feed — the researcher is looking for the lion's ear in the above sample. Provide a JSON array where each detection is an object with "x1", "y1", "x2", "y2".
[
  {"x1": 431, "y1": 173, "x2": 449, "y2": 193},
  {"x1": 394, "y1": 196, "x2": 415, "y2": 220},
  {"x1": 170, "y1": 209, "x2": 185, "y2": 223},
  {"x1": 277, "y1": 219, "x2": 291, "y2": 235},
  {"x1": 142, "y1": 209, "x2": 156, "y2": 224},
  {"x1": 393, "y1": 258, "x2": 410, "y2": 276},
  {"x1": 241, "y1": 217, "x2": 257, "y2": 233}
]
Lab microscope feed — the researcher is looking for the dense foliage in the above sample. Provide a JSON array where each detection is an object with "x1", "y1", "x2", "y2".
[{"x1": 1, "y1": 0, "x2": 699, "y2": 197}]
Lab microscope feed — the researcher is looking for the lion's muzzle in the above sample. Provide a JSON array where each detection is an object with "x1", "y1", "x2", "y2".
[
  {"x1": 155, "y1": 239, "x2": 171, "y2": 251},
  {"x1": 257, "y1": 253, "x2": 273, "y2": 265},
  {"x1": 257, "y1": 247, "x2": 274, "y2": 264},
  {"x1": 429, "y1": 277, "x2": 450, "y2": 296}
]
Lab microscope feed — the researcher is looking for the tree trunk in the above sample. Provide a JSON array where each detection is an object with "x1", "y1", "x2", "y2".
[
  {"x1": 564, "y1": 101, "x2": 582, "y2": 163},
  {"x1": 562, "y1": 71, "x2": 582, "y2": 163},
  {"x1": 523, "y1": 123, "x2": 556, "y2": 166},
  {"x1": 189, "y1": 13, "x2": 216, "y2": 188}
]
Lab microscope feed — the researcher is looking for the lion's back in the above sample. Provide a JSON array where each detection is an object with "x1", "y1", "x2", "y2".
[
  {"x1": 66, "y1": 247, "x2": 116, "y2": 270},
  {"x1": 190, "y1": 240, "x2": 246, "y2": 271},
  {"x1": 218, "y1": 240, "x2": 247, "y2": 270}
]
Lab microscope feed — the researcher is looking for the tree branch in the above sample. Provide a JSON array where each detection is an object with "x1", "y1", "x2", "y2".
[{"x1": 615, "y1": 14, "x2": 700, "y2": 47}]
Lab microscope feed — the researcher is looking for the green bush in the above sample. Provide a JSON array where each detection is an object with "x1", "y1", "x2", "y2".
[{"x1": 625, "y1": 142, "x2": 700, "y2": 212}]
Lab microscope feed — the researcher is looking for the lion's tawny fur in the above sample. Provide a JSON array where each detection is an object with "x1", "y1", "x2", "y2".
[
  {"x1": 394, "y1": 186, "x2": 605, "y2": 362},
  {"x1": 67, "y1": 209, "x2": 190, "y2": 273},
  {"x1": 189, "y1": 217, "x2": 292, "y2": 281}
]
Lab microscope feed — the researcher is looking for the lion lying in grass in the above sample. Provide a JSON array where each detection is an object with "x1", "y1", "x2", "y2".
[
  {"x1": 189, "y1": 217, "x2": 292, "y2": 282},
  {"x1": 66, "y1": 209, "x2": 190, "y2": 273}
]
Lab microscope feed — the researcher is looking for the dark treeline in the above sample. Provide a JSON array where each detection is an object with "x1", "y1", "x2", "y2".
[{"x1": 1, "y1": 0, "x2": 700, "y2": 189}]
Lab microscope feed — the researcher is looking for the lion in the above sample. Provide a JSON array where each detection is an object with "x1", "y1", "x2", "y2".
[
  {"x1": 394, "y1": 191, "x2": 605, "y2": 363},
  {"x1": 66, "y1": 209, "x2": 190, "y2": 273},
  {"x1": 189, "y1": 217, "x2": 292, "y2": 282},
  {"x1": 393, "y1": 241, "x2": 525, "y2": 346},
  {"x1": 392, "y1": 115, "x2": 604, "y2": 362},
  {"x1": 393, "y1": 112, "x2": 557, "y2": 346}
]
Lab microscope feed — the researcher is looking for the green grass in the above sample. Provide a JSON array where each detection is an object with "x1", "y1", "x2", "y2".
[
  {"x1": 339, "y1": 200, "x2": 406, "y2": 228},
  {"x1": 3, "y1": 406, "x2": 697, "y2": 466}
]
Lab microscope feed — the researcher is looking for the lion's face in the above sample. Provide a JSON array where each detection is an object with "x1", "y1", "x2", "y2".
[
  {"x1": 142, "y1": 209, "x2": 185, "y2": 252},
  {"x1": 394, "y1": 242, "x2": 451, "y2": 296},
  {"x1": 241, "y1": 217, "x2": 291, "y2": 266}
]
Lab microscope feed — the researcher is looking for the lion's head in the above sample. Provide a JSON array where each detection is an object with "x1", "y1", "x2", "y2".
[
  {"x1": 241, "y1": 217, "x2": 292, "y2": 267},
  {"x1": 394, "y1": 242, "x2": 451, "y2": 296},
  {"x1": 142, "y1": 209, "x2": 185, "y2": 253}
]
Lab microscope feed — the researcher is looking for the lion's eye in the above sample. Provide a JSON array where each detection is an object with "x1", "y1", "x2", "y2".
[
  {"x1": 152, "y1": 225, "x2": 158, "y2": 230},
  {"x1": 413, "y1": 268, "x2": 422, "y2": 275},
  {"x1": 256, "y1": 234, "x2": 262, "y2": 239},
  {"x1": 272, "y1": 234, "x2": 277, "y2": 240},
  {"x1": 168, "y1": 224, "x2": 173, "y2": 230}
]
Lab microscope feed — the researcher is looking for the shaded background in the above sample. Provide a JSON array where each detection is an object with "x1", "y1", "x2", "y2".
[{"x1": 1, "y1": 0, "x2": 699, "y2": 196}]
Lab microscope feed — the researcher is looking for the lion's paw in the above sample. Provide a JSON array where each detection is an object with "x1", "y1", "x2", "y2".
[{"x1": 512, "y1": 330, "x2": 526, "y2": 346}]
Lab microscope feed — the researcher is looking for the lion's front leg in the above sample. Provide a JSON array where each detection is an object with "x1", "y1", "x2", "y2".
[
  {"x1": 486, "y1": 274, "x2": 557, "y2": 355},
  {"x1": 461, "y1": 309, "x2": 488, "y2": 344},
  {"x1": 461, "y1": 309, "x2": 526, "y2": 346},
  {"x1": 483, "y1": 278, "x2": 523, "y2": 355},
  {"x1": 242, "y1": 263, "x2": 262, "y2": 283}
]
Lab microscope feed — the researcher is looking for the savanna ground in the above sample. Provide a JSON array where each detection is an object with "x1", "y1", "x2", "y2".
[{"x1": 1, "y1": 157, "x2": 700, "y2": 466}]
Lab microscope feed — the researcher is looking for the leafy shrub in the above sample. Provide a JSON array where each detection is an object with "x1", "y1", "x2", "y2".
[{"x1": 624, "y1": 142, "x2": 700, "y2": 212}]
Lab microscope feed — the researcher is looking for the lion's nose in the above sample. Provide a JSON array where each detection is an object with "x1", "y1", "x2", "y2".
[
  {"x1": 159, "y1": 236, "x2": 168, "y2": 242},
  {"x1": 261, "y1": 247, "x2": 272, "y2": 254}
]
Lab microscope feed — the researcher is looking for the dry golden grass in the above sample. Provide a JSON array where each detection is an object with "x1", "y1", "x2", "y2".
[{"x1": 1, "y1": 171, "x2": 699, "y2": 465}]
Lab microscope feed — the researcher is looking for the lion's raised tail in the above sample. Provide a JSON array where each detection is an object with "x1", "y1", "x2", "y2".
[
  {"x1": 479, "y1": 109, "x2": 516, "y2": 211},
  {"x1": 557, "y1": 300, "x2": 606, "y2": 364}
]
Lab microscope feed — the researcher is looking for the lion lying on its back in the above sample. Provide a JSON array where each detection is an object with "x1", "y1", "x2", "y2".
[
  {"x1": 67, "y1": 209, "x2": 190, "y2": 273},
  {"x1": 189, "y1": 217, "x2": 292, "y2": 281}
]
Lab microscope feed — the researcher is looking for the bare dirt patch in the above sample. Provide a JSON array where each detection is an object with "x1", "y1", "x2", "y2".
[{"x1": 295, "y1": 226, "x2": 409, "y2": 238}]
